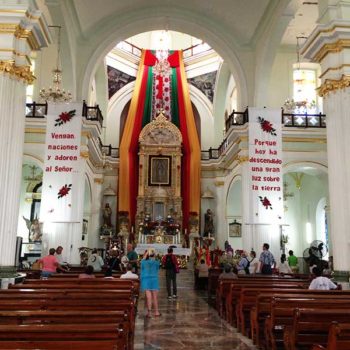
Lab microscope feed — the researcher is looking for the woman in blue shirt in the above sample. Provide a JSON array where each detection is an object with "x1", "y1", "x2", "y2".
[{"x1": 141, "y1": 248, "x2": 161, "y2": 318}]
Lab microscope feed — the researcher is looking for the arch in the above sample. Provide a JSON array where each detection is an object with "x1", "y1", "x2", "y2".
[
  {"x1": 79, "y1": 7, "x2": 248, "y2": 108},
  {"x1": 283, "y1": 161, "x2": 328, "y2": 175},
  {"x1": 226, "y1": 175, "x2": 242, "y2": 218}
]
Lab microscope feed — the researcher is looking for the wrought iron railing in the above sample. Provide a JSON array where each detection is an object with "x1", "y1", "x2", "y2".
[
  {"x1": 282, "y1": 111, "x2": 326, "y2": 128},
  {"x1": 203, "y1": 109, "x2": 327, "y2": 160},
  {"x1": 225, "y1": 108, "x2": 249, "y2": 131},
  {"x1": 98, "y1": 137, "x2": 119, "y2": 158},
  {"x1": 25, "y1": 101, "x2": 104, "y2": 128},
  {"x1": 25, "y1": 102, "x2": 47, "y2": 118},
  {"x1": 82, "y1": 101, "x2": 103, "y2": 127}
]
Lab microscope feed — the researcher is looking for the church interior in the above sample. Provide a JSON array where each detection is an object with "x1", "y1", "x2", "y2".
[{"x1": 1, "y1": 0, "x2": 350, "y2": 349}]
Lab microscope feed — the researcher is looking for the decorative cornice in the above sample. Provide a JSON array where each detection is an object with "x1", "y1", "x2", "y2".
[
  {"x1": 317, "y1": 74, "x2": 350, "y2": 97},
  {"x1": 314, "y1": 39, "x2": 350, "y2": 63},
  {"x1": 0, "y1": 61, "x2": 35, "y2": 84},
  {"x1": 236, "y1": 155, "x2": 249, "y2": 164},
  {"x1": 319, "y1": 64, "x2": 350, "y2": 79}
]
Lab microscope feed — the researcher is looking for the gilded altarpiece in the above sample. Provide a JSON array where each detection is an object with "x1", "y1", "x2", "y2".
[{"x1": 136, "y1": 113, "x2": 183, "y2": 236}]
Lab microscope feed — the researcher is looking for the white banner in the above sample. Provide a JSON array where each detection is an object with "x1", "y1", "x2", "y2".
[
  {"x1": 40, "y1": 103, "x2": 84, "y2": 223},
  {"x1": 248, "y1": 108, "x2": 283, "y2": 225}
]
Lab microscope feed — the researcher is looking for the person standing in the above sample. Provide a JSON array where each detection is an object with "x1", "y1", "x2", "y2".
[
  {"x1": 249, "y1": 251, "x2": 259, "y2": 274},
  {"x1": 161, "y1": 247, "x2": 179, "y2": 300},
  {"x1": 38, "y1": 248, "x2": 65, "y2": 278},
  {"x1": 141, "y1": 249, "x2": 161, "y2": 318},
  {"x1": 237, "y1": 251, "x2": 250, "y2": 275},
  {"x1": 259, "y1": 243, "x2": 275, "y2": 275},
  {"x1": 287, "y1": 250, "x2": 299, "y2": 273},
  {"x1": 87, "y1": 249, "x2": 105, "y2": 272},
  {"x1": 127, "y1": 243, "x2": 139, "y2": 273}
]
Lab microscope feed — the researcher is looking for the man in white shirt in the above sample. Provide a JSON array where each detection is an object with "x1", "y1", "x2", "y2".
[
  {"x1": 87, "y1": 249, "x2": 105, "y2": 272},
  {"x1": 120, "y1": 264, "x2": 139, "y2": 279},
  {"x1": 309, "y1": 266, "x2": 337, "y2": 290}
]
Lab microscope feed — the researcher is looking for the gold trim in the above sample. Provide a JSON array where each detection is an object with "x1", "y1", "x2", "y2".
[
  {"x1": 0, "y1": 23, "x2": 17, "y2": 34},
  {"x1": 283, "y1": 137, "x2": 326, "y2": 144},
  {"x1": 0, "y1": 61, "x2": 35, "y2": 84},
  {"x1": 214, "y1": 181, "x2": 224, "y2": 187},
  {"x1": 94, "y1": 178, "x2": 104, "y2": 184},
  {"x1": 301, "y1": 25, "x2": 350, "y2": 55},
  {"x1": 0, "y1": 9, "x2": 26, "y2": 14},
  {"x1": 25, "y1": 128, "x2": 46, "y2": 134},
  {"x1": 319, "y1": 64, "x2": 350, "y2": 79},
  {"x1": 80, "y1": 151, "x2": 89, "y2": 158},
  {"x1": 314, "y1": 39, "x2": 350, "y2": 63},
  {"x1": 82, "y1": 131, "x2": 92, "y2": 139},
  {"x1": 236, "y1": 155, "x2": 249, "y2": 164},
  {"x1": 317, "y1": 74, "x2": 350, "y2": 97}
]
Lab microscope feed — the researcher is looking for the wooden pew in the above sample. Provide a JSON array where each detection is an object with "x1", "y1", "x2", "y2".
[
  {"x1": 312, "y1": 322, "x2": 350, "y2": 350},
  {"x1": 0, "y1": 323, "x2": 125, "y2": 349},
  {"x1": 50, "y1": 272, "x2": 122, "y2": 278},
  {"x1": 265, "y1": 296, "x2": 350, "y2": 350},
  {"x1": 284, "y1": 308, "x2": 350, "y2": 350},
  {"x1": 250, "y1": 289, "x2": 350, "y2": 347},
  {"x1": 222, "y1": 279, "x2": 307, "y2": 326}
]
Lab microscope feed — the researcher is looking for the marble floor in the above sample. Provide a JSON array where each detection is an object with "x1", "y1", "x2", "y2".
[{"x1": 134, "y1": 269, "x2": 257, "y2": 350}]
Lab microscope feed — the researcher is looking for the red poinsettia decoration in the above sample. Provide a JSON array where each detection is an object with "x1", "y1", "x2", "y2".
[
  {"x1": 55, "y1": 110, "x2": 76, "y2": 127},
  {"x1": 258, "y1": 116, "x2": 277, "y2": 136},
  {"x1": 58, "y1": 184, "x2": 72, "y2": 199},
  {"x1": 259, "y1": 196, "x2": 273, "y2": 209}
]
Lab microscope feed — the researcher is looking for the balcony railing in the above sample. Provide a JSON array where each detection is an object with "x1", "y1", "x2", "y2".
[
  {"x1": 25, "y1": 101, "x2": 104, "y2": 127},
  {"x1": 82, "y1": 101, "x2": 103, "y2": 127},
  {"x1": 225, "y1": 108, "x2": 326, "y2": 132},
  {"x1": 25, "y1": 102, "x2": 47, "y2": 118},
  {"x1": 282, "y1": 111, "x2": 326, "y2": 128},
  {"x1": 204, "y1": 109, "x2": 327, "y2": 160},
  {"x1": 98, "y1": 137, "x2": 119, "y2": 158},
  {"x1": 225, "y1": 108, "x2": 249, "y2": 131}
]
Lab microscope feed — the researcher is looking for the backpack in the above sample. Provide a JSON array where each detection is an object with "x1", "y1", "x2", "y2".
[
  {"x1": 165, "y1": 255, "x2": 174, "y2": 270},
  {"x1": 244, "y1": 257, "x2": 250, "y2": 274}
]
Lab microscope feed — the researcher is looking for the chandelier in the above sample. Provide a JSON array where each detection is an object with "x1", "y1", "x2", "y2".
[{"x1": 39, "y1": 26, "x2": 72, "y2": 103}]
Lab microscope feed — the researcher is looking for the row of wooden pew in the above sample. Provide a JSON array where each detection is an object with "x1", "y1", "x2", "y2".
[
  {"x1": 0, "y1": 275, "x2": 139, "y2": 349},
  {"x1": 213, "y1": 272, "x2": 350, "y2": 350}
]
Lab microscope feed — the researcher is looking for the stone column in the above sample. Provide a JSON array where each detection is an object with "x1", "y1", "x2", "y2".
[
  {"x1": 0, "y1": 3, "x2": 50, "y2": 271},
  {"x1": 302, "y1": 0, "x2": 350, "y2": 277}
]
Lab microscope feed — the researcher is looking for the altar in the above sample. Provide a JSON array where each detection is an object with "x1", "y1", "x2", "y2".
[{"x1": 135, "y1": 244, "x2": 190, "y2": 257}]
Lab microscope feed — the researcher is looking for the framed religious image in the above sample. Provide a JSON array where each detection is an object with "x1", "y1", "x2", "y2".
[
  {"x1": 149, "y1": 156, "x2": 171, "y2": 186},
  {"x1": 229, "y1": 220, "x2": 242, "y2": 237}
]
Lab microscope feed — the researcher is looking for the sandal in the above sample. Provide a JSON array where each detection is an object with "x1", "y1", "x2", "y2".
[{"x1": 145, "y1": 309, "x2": 152, "y2": 318}]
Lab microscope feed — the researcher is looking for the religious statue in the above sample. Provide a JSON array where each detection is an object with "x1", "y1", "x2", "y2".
[
  {"x1": 102, "y1": 203, "x2": 112, "y2": 228},
  {"x1": 23, "y1": 216, "x2": 42, "y2": 242},
  {"x1": 203, "y1": 209, "x2": 214, "y2": 237}
]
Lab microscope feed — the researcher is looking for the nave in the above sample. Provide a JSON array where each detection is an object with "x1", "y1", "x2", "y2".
[{"x1": 134, "y1": 269, "x2": 255, "y2": 350}]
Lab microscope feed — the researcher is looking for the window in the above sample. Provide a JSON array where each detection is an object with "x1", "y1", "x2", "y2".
[{"x1": 292, "y1": 69, "x2": 317, "y2": 112}]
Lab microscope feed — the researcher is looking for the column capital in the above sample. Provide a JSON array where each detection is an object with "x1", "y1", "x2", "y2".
[{"x1": 0, "y1": 60, "x2": 34, "y2": 83}]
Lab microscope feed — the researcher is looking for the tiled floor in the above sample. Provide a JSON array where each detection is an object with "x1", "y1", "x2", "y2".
[{"x1": 134, "y1": 269, "x2": 257, "y2": 350}]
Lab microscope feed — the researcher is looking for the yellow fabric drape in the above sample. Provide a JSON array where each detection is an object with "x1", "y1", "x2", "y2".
[
  {"x1": 179, "y1": 51, "x2": 201, "y2": 214},
  {"x1": 118, "y1": 50, "x2": 146, "y2": 213}
]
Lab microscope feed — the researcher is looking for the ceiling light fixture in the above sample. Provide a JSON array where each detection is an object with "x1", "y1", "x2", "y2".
[{"x1": 39, "y1": 26, "x2": 72, "y2": 103}]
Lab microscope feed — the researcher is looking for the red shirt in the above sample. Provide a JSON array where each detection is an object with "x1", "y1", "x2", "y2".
[{"x1": 39, "y1": 255, "x2": 58, "y2": 272}]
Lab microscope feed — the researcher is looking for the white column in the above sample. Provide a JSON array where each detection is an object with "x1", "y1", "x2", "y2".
[
  {"x1": 0, "y1": 75, "x2": 26, "y2": 267},
  {"x1": 302, "y1": 0, "x2": 350, "y2": 274},
  {"x1": 0, "y1": 1, "x2": 50, "y2": 270},
  {"x1": 323, "y1": 90, "x2": 350, "y2": 271}
]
